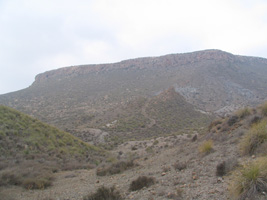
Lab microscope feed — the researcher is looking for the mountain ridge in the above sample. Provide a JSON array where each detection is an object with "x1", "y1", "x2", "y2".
[
  {"x1": 33, "y1": 49, "x2": 267, "y2": 84},
  {"x1": 1, "y1": 49, "x2": 267, "y2": 142}
]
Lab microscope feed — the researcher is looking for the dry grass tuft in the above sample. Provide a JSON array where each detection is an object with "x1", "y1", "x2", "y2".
[
  {"x1": 261, "y1": 101, "x2": 267, "y2": 116},
  {"x1": 235, "y1": 107, "x2": 251, "y2": 119},
  {"x1": 198, "y1": 140, "x2": 214, "y2": 154},
  {"x1": 229, "y1": 157, "x2": 267, "y2": 200},
  {"x1": 240, "y1": 120, "x2": 267, "y2": 155}
]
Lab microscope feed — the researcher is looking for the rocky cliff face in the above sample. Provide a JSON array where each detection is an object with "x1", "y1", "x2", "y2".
[{"x1": 34, "y1": 49, "x2": 267, "y2": 83}]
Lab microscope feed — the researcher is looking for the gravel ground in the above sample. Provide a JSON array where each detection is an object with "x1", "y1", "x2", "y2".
[{"x1": 1, "y1": 130, "x2": 246, "y2": 200}]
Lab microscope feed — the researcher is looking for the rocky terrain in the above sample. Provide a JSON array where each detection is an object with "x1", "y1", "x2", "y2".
[
  {"x1": 0, "y1": 50, "x2": 267, "y2": 143},
  {"x1": 1, "y1": 50, "x2": 267, "y2": 200},
  {"x1": 1, "y1": 102, "x2": 267, "y2": 200}
]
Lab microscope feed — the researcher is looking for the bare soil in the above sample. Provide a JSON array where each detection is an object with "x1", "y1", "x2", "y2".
[{"x1": 0, "y1": 130, "x2": 245, "y2": 200}]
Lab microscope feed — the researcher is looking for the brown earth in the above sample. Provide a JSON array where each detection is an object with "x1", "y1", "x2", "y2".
[{"x1": 0, "y1": 129, "x2": 251, "y2": 200}]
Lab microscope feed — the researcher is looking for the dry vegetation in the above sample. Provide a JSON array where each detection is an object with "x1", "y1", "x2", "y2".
[
  {"x1": 0, "y1": 105, "x2": 106, "y2": 189},
  {"x1": 96, "y1": 160, "x2": 136, "y2": 176},
  {"x1": 198, "y1": 140, "x2": 214, "y2": 154},
  {"x1": 240, "y1": 120, "x2": 267, "y2": 156},
  {"x1": 229, "y1": 157, "x2": 267, "y2": 200},
  {"x1": 129, "y1": 176, "x2": 155, "y2": 191},
  {"x1": 225, "y1": 102, "x2": 267, "y2": 199},
  {"x1": 83, "y1": 186, "x2": 123, "y2": 200}
]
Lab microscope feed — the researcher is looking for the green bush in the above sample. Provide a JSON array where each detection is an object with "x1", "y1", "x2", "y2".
[
  {"x1": 240, "y1": 120, "x2": 267, "y2": 155},
  {"x1": 83, "y1": 186, "x2": 123, "y2": 200},
  {"x1": 229, "y1": 157, "x2": 267, "y2": 200},
  {"x1": 129, "y1": 176, "x2": 155, "y2": 191}
]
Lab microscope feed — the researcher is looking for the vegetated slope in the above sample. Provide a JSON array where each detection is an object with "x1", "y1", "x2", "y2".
[
  {"x1": 69, "y1": 87, "x2": 212, "y2": 146},
  {"x1": 145, "y1": 87, "x2": 210, "y2": 134},
  {"x1": 0, "y1": 105, "x2": 105, "y2": 189},
  {"x1": 4, "y1": 102, "x2": 266, "y2": 200},
  {"x1": 0, "y1": 49, "x2": 267, "y2": 136}
]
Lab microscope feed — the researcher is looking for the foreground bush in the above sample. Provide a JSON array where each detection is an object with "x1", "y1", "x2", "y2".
[
  {"x1": 240, "y1": 120, "x2": 267, "y2": 155},
  {"x1": 129, "y1": 176, "x2": 155, "y2": 191},
  {"x1": 83, "y1": 186, "x2": 123, "y2": 200},
  {"x1": 229, "y1": 157, "x2": 267, "y2": 200},
  {"x1": 96, "y1": 160, "x2": 135, "y2": 176},
  {"x1": 198, "y1": 140, "x2": 213, "y2": 154}
]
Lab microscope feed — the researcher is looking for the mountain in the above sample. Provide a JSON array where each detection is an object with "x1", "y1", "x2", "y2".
[
  {"x1": 70, "y1": 87, "x2": 211, "y2": 146},
  {"x1": 0, "y1": 105, "x2": 105, "y2": 189},
  {"x1": 0, "y1": 49, "x2": 267, "y2": 141},
  {"x1": 1, "y1": 101, "x2": 266, "y2": 199}
]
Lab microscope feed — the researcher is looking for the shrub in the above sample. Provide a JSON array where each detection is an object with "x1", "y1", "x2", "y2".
[
  {"x1": 216, "y1": 161, "x2": 226, "y2": 177},
  {"x1": 229, "y1": 157, "x2": 267, "y2": 200},
  {"x1": 208, "y1": 119, "x2": 223, "y2": 131},
  {"x1": 240, "y1": 120, "x2": 267, "y2": 155},
  {"x1": 261, "y1": 101, "x2": 267, "y2": 116},
  {"x1": 236, "y1": 107, "x2": 251, "y2": 119},
  {"x1": 216, "y1": 158, "x2": 239, "y2": 177},
  {"x1": 96, "y1": 160, "x2": 135, "y2": 176},
  {"x1": 191, "y1": 134, "x2": 197, "y2": 142},
  {"x1": 0, "y1": 171, "x2": 21, "y2": 186},
  {"x1": 173, "y1": 161, "x2": 187, "y2": 171},
  {"x1": 249, "y1": 115, "x2": 262, "y2": 126},
  {"x1": 83, "y1": 186, "x2": 123, "y2": 200},
  {"x1": 22, "y1": 176, "x2": 53, "y2": 190},
  {"x1": 198, "y1": 140, "x2": 213, "y2": 154},
  {"x1": 0, "y1": 163, "x2": 55, "y2": 190},
  {"x1": 162, "y1": 165, "x2": 171, "y2": 172},
  {"x1": 227, "y1": 115, "x2": 239, "y2": 126},
  {"x1": 153, "y1": 140, "x2": 159, "y2": 145},
  {"x1": 129, "y1": 176, "x2": 155, "y2": 191}
]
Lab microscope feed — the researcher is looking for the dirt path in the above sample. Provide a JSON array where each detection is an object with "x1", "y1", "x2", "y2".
[{"x1": 141, "y1": 100, "x2": 156, "y2": 128}]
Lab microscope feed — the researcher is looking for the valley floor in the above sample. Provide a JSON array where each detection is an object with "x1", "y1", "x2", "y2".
[{"x1": 1, "y1": 131, "x2": 246, "y2": 200}]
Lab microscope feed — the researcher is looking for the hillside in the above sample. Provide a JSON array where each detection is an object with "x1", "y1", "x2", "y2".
[
  {"x1": 1, "y1": 102, "x2": 266, "y2": 200},
  {"x1": 67, "y1": 87, "x2": 212, "y2": 147},
  {"x1": 0, "y1": 49, "x2": 267, "y2": 140},
  {"x1": 0, "y1": 105, "x2": 105, "y2": 190}
]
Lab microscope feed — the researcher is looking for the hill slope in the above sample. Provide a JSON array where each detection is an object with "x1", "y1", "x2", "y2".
[
  {"x1": 0, "y1": 49, "x2": 267, "y2": 137},
  {"x1": 67, "y1": 87, "x2": 212, "y2": 146},
  {"x1": 0, "y1": 105, "x2": 105, "y2": 189},
  {"x1": 2, "y1": 103, "x2": 266, "y2": 200}
]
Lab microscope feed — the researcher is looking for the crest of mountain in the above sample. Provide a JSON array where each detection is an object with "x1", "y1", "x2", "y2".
[{"x1": 0, "y1": 49, "x2": 267, "y2": 140}]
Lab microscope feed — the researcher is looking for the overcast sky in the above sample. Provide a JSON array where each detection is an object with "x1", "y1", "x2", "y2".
[{"x1": 0, "y1": 0, "x2": 267, "y2": 94}]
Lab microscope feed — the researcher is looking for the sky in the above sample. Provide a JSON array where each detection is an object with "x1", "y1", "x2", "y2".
[{"x1": 0, "y1": 0, "x2": 267, "y2": 94}]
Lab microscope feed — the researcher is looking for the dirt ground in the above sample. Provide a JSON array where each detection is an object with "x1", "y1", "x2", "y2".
[{"x1": 1, "y1": 128, "x2": 249, "y2": 200}]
